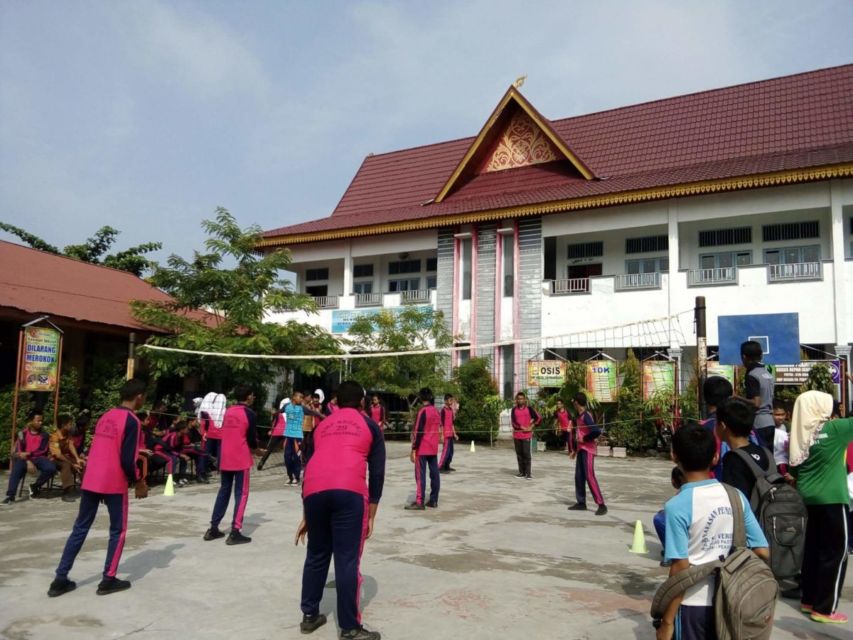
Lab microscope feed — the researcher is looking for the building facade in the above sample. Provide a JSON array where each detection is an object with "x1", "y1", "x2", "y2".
[{"x1": 262, "y1": 65, "x2": 853, "y2": 400}]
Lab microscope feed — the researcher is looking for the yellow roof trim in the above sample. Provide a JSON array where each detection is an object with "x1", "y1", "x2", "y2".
[
  {"x1": 433, "y1": 87, "x2": 594, "y2": 204},
  {"x1": 258, "y1": 163, "x2": 853, "y2": 247}
]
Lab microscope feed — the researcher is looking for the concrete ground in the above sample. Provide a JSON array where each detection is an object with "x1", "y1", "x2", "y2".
[{"x1": 0, "y1": 442, "x2": 850, "y2": 640}]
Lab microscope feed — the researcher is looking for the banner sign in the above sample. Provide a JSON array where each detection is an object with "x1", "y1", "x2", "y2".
[
  {"x1": 527, "y1": 360, "x2": 566, "y2": 388},
  {"x1": 21, "y1": 326, "x2": 61, "y2": 391},
  {"x1": 586, "y1": 360, "x2": 618, "y2": 402},
  {"x1": 331, "y1": 305, "x2": 431, "y2": 334},
  {"x1": 772, "y1": 360, "x2": 841, "y2": 386},
  {"x1": 642, "y1": 361, "x2": 676, "y2": 400},
  {"x1": 706, "y1": 363, "x2": 735, "y2": 385}
]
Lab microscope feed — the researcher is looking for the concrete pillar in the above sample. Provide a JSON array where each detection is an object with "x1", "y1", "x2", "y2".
[
  {"x1": 830, "y1": 180, "x2": 849, "y2": 345},
  {"x1": 343, "y1": 241, "x2": 353, "y2": 296},
  {"x1": 835, "y1": 344, "x2": 852, "y2": 409},
  {"x1": 667, "y1": 201, "x2": 680, "y2": 346}
]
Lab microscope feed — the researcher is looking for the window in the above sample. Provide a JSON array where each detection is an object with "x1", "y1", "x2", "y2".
[
  {"x1": 426, "y1": 257, "x2": 437, "y2": 272},
  {"x1": 762, "y1": 221, "x2": 819, "y2": 242},
  {"x1": 461, "y1": 238, "x2": 472, "y2": 300},
  {"x1": 353, "y1": 281, "x2": 373, "y2": 294},
  {"x1": 626, "y1": 257, "x2": 669, "y2": 274},
  {"x1": 502, "y1": 234, "x2": 514, "y2": 297},
  {"x1": 388, "y1": 278, "x2": 420, "y2": 292},
  {"x1": 501, "y1": 345, "x2": 515, "y2": 400},
  {"x1": 388, "y1": 259, "x2": 421, "y2": 274},
  {"x1": 426, "y1": 275, "x2": 437, "y2": 290},
  {"x1": 699, "y1": 251, "x2": 752, "y2": 270},
  {"x1": 698, "y1": 227, "x2": 752, "y2": 247},
  {"x1": 305, "y1": 268, "x2": 329, "y2": 281},
  {"x1": 567, "y1": 241, "x2": 603, "y2": 259},
  {"x1": 626, "y1": 235, "x2": 668, "y2": 254},
  {"x1": 353, "y1": 264, "x2": 373, "y2": 278},
  {"x1": 763, "y1": 245, "x2": 821, "y2": 265},
  {"x1": 305, "y1": 285, "x2": 328, "y2": 297}
]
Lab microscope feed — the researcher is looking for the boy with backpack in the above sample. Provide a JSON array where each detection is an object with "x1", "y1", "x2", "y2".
[
  {"x1": 655, "y1": 423, "x2": 770, "y2": 640},
  {"x1": 717, "y1": 397, "x2": 808, "y2": 584}
]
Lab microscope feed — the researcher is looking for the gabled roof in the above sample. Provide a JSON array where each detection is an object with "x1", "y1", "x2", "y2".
[
  {"x1": 433, "y1": 86, "x2": 594, "y2": 202},
  {"x1": 262, "y1": 64, "x2": 853, "y2": 246},
  {"x1": 0, "y1": 241, "x2": 172, "y2": 332}
]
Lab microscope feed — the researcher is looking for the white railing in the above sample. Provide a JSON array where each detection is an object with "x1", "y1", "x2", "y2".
[
  {"x1": 354, "y1": 292, "x2": 382, "y2": 307},
  {"x1": 686, "y1": 267, "x2": 737, "y2": 286},
  {"x1": 313, "y1": 295, "x2": 339, "y2": 309},
  {"x1": 400, "y1": 289, "x2": 432, "y2": 304},
  {"x1": 614, "y1": 272, "x2": 662, "y2": 291},
  {"x1": 767, "y1": 262, "x2": 822, "y2": 283},
  {"x1": 551, "y1": 278, "x2": 590, "y2": 295}
]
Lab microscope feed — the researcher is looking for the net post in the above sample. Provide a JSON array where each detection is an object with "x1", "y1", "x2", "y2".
[{"x1": 695, "y1": 296, "x2": 707, "y2": 418}]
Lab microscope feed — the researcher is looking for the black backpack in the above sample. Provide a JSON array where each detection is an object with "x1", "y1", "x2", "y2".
[
  {"x1": 731, "y1": 448, "x2": 807, "y2": 580},
  {"x1": 651, "y1": 484, "x2": 778, "y2": 639}
]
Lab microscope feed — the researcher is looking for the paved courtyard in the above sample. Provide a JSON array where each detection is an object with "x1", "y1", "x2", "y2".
[{"x1": 1, "y1": 442, "x2": 851, "y2": 640}]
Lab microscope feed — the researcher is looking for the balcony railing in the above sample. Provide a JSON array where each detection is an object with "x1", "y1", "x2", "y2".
[
  {"x1": 614, "y1": 272, "x2": 662, "y2": 291},
  {"x1": 687, "y1": 267, "x2": 737, "y2": 287},
  {"x1": 313, "y1": 295, "x2": 339, "y2": 309},
  {"x1": 551, "y1": 278, "x2": 590, "y2": 295},
  {"x1": 400, "y1": 289, "x2": 432, "y2": 304},
  {"x1": 354, "y1": 292, "x2": 382, "y2": 307},
  {"x1": 767, "y1": 262, "x2": 822, "y2": 283}
]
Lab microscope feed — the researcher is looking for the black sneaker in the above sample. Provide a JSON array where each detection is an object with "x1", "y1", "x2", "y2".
[
  {"x1": 659, "y1": 559, "x2": 672, "y2": 568},
  {"x1": 567, "y1": 503, "x2": 587, "y2": 511},
  {"x1": 61, "y1": 491, "x2": 77, "y2": 503},
  {"x1": 2, "y1": 496, "x2": 14, "y2": 505},
  {"x1": 203, "y1": 526, "x2": 225, "y2": 541},
  {"x1": 29, "y1": 483, "x2": 41, "y2": 498},
  {"x1": 340, "y1": 626, "x2": 381, "y2": 640},
  {"x1": 256, "y1": 463, "x2": 264, "y2": 471},
  {"x1": 446, "y1": 466, "x2": 457, "y2": 472},
  {"x1": 439, "y1": 469, "x2": 450, "y2": 474},
  {"x1": 595, "y1": 505, "x2": 608, "y2": 516},
  {"x1": 96, "y1": 577, "x2": 131, "y2": 595},
  {"x1": 47, "y1": 577, "x2": 76, "y2": 598},
  {"x1": 404, "y1": 502, "x2": 425, "y2": 511},
  {"x1": 226, "y1": 530, "x2": 252, "y2": 545},
  {"x1": 514, "y1": 473, "x2": 525, "y2": 478},
  {"x1": 300, "y1": 613, "x2": 327, "y2": 634},
  {"x1": 287, "y1": 478, "x2": 294, "y2": 485},
  {"x1": 196, "y1": 476, "x2": 210, "y2": 484},
  {"x1": 525, "y1": 475, "x2": 533, "y2": 480},
  {"x1": 426, "y1": 501, "x2": 438, "y2": 508}
]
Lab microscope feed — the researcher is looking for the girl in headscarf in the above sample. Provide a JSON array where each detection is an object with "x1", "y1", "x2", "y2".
[{"x1": 790, "y1": 390, "x2": 853, "y2": 624}]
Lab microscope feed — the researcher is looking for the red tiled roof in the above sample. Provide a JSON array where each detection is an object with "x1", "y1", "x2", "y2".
[
  {"x1": 264, "y1": 64, "x2": 853, "y2": 240},
  {"x1": 0, "y1": 241, "x2": 172, "y2": 331}
]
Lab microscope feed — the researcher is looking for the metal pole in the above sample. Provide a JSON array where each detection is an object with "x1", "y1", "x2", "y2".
[
  {"x1": 127, "y1": 332, "x2": 137, "y2": 380},
  {"x1": 695, "y1": 296, "x2": 707, "y2": 418},
  {"x1": 9, "y1": 327, "x2": 24, "y2": 471},
  {"x1": 52, "y1": 332, "x2": 64, "y2": 428}
]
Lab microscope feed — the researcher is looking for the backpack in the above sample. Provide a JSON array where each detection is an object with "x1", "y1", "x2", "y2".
[
  {"x1": 731, "y1": 448, "x2": 808, "y2": 580},
  {"x1": 651, "y1": 484, "x2": 778, "y2": 640}
]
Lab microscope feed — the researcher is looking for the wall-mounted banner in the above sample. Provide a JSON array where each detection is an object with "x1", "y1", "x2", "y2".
[
  {"x1": 21, "y1": 326, "x2": 61, "y2": 391},
  {"x1": 331, "y1": 305, "x2": 431, "y2": 334},
  {"x1": 527, "y1": 360, "x2": 566, "y2": 388},
  {"x1": 772, "y1": 360, "x2": 841, "y2": 386},
  {"x1": 706, "y1": 362, "x2": 735, "y2": 385},
  {"x1": 642, "y1": 361, "x2": 676, "y2": 400},
  {"x1": 586, "y1": 360, "x2": 618, "y2": 402}
]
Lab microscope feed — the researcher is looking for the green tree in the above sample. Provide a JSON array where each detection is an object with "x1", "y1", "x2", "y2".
[
  {"x1": 131, "y1": 208, "x2": 340, "y2": 394},
  {"x1": 0, "y1": 222, "x2": 161, "y2": 276},
  {"x1": 452, "y1": 357, "x2": 502, "y2": 442},
  {"x1": 347, "y1": 306, "x2": 452, "y2": 406},
  {"x1": 804, "y1": 363, "x2": 836, "y2": 397},
  {"x1": 611, "y1": 349, "x2": 656, "y2": 451}
]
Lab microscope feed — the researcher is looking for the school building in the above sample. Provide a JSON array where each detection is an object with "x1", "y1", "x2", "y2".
[{"x1": 261, "y1": 64, "x2": 853, "y2": 400}]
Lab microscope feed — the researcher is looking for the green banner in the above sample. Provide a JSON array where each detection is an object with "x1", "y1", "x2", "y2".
[
  {"x1": 21, "y1": 326, "x2": 60, "y2": 391},
  {"x1": 586, "y1": 360, "x2": 618, "y2": 402}
]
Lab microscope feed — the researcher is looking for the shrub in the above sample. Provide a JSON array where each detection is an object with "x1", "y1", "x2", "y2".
[{"x1": 453, "y1": 357, "x2": 502, "y2": 442}]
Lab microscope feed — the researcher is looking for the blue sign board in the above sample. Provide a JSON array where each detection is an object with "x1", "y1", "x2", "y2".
[
  {"x1": 331, "y1": 305, "x2": 432, "y2": 334},
  {"x1": 718, "y1": 313, "x2": 800, "y2": 365}
]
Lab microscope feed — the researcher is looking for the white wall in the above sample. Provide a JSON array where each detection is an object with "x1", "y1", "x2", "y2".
[{"x1": 549, "y1": 225, "x2": 669, "y2": 277}]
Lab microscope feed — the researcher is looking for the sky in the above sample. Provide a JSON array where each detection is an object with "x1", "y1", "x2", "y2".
[{"x1": 1, "y1": 0, "x2": 852, "y2": 263}]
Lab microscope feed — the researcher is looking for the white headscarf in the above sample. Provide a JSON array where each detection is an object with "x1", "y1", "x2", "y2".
[
  {"x1": 314, "y1": 389, "x2": 325, "y2": 404},
  {"x1": 279, "y1": 397, "x2": 291, "y2": 411},
  {"x1": 789, "y1": 390, "x2": 834, "y2": 467}
]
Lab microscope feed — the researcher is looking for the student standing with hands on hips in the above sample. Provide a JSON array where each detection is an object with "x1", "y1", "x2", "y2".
[{"x1": 511, "y1": 392, "x2": 541, "y2": 479}]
